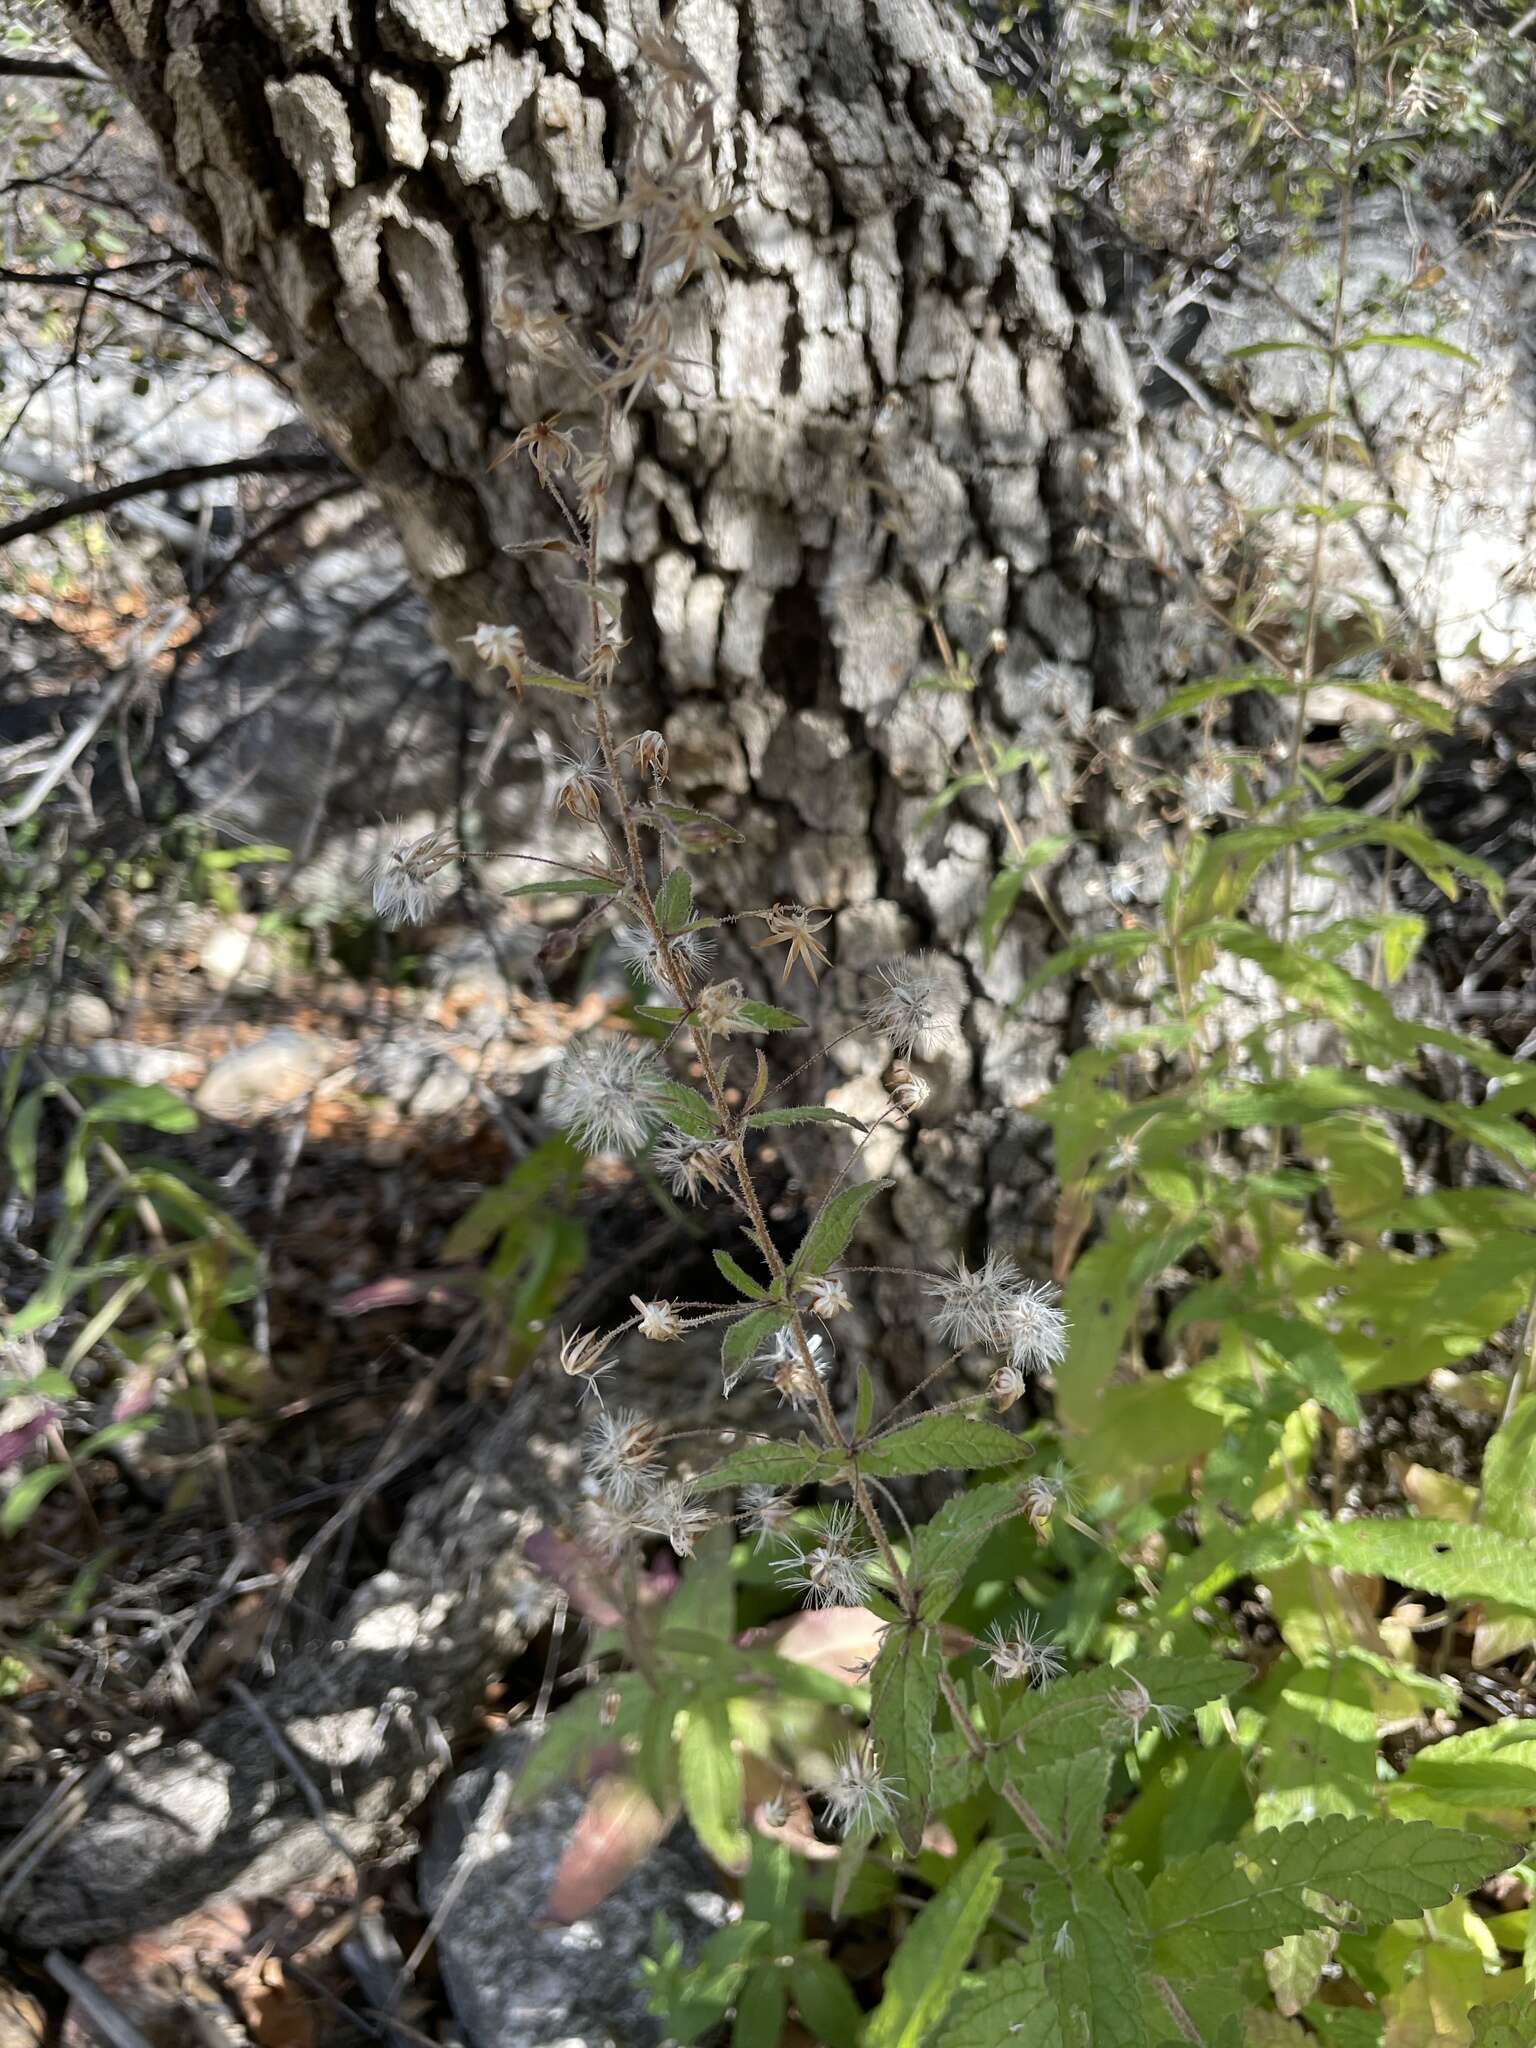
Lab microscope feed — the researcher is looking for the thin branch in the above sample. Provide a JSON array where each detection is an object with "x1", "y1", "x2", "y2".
[
  {"x1": 0, "y1": 449, "x2": 339, "y2": 548},
  {"x1": 0, "y1": 54, "x2": 106, "y2": 83}
]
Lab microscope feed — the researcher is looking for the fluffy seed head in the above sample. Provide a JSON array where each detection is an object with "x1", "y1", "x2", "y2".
[
  {"x1": 614, "y1": 923, "x2": 713, "y2": 992},
  {"x1": 692, "y1": 978, "x2": 748, "y2": 1038},
  {"x1": 580, "y1": 1493, "x2": 640, "y2": 1562},
  {"x1": 821, "y1": 1741, "x2": 898, "y2": 1838},
  {"x1": 1109, "y1": 1676, "x2": 1184, "y2": 1742},
  {"x1": 924, "y1": 1250, "x2": 1023, "y2": 1352},
  {"x1": 554, "y1": 745, "x2": 606, "y2": 823},
  {"x1": 584, "y1": 1406, "x2": 662, "y2": 1502},
  {"x1": 740, "y1": 1484, "x2": 798, "y2": 1551},
  {"x1": 372, "y1": 827, "x2": 459, "y2": 928},
  {"x1": 1005, "y1": 1279, "x2": 1070, "y2": 1375},
  {"x1": 544, "y1": 1036, "x2": 666, "y2": 1155},
  {"x1": 866, "y1": 953, "x2": 962, "y2": 1058},
  {"x1": 635, "y1": 1476, "x2": 712, "y2": 1557},
  {"x1": 771, "y1": 1503, "x2": 874, "y2": 1608},
  {"x1": 653, "y1": 1129, "x2": 731, "y2": 1203},
  {"x1": 985, "y1": 1614, "x2": 1066, "y2": 1688}
]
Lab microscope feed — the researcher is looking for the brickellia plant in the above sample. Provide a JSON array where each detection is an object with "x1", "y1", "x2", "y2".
[{"x1": 366, "y1": 24, "x2": 1536, "y2": 2048}]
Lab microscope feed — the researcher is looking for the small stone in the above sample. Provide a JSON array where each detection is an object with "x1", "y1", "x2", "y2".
[
  {"x1": 198, "y1": 920, "x2": 283, "y2": 994},
  {"x1": 54, "y1": 1042, "x2": 203, "y2": 1087},
  {"x1": 3, "y1": 986, "x2": 112, "y2": 1042},
  {"x1": 195, "y1": 1031, "x2": 332, "y2": 1117}
]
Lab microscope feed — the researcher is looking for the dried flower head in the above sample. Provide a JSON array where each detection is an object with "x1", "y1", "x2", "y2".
[
  {"x1": 494, "y1": 287, "x2": 574, "y2": 364},
  {"x1": 559, "y1": 1326, "x2": 619, "y2": 1397},
  {"x1": 692, "y1": 978, "x2": 749, "y2": 1038},
  {"x1": 372, "y1": 827, "x2": 460, "y2": 928},
  {"x1": 635, "y1": 1475, "x2": 712, "y2": 1558},
  {"x1": 752, "y1": 902, "x2": 833, "y2": 984},
  {"x1": 985, "y1": 1613, "x2": 1066, "y2": 1687},
  {"x1": 1185, "y1": 760, "x2": 1233, "y2": 821},
  {"x1": 653, "y1": 1129, "x2": 731, "y2": 1203},
  {"x1": 866, "y1": 953, "x2": 961, "y2": 1058},
  {"x1": 631, "y1": 1297, "x2": 683, "y2": 1342},
  {"x1": 511, "y1": 415, "x2": 576, "y2": 488},
  {"x1": 753, "y1": 1326, "x2": 828, "y2": 1407},
  {"x1": 740, "y1": 1484, "x2": 798, "y2": 1551},
  {"x1": 461, "y1": 623, "x2": 527, "y2": 693},
  {"x1": 579, "y1": 1492, "x2": 638, "y2": 1563},
  {"x1": 1109, "y1": 1675, "x2": 1184, "y2": 1742},
  {"x1": 1020, "y1": 1465, "x2": 1074, "y2": 1534},
  {"x1": 771, "y1": 1503, "x2": 874, "y2": 1608},
  {"x1": 554, "y1": 745, "x2": 607, "y2": 823},
  {"x1": 584, "y1": 1406, "x2": 662, "y2": 1502},
  {"x1": 885, "y1": 1060, "x2": 929, "y2": 1115},
  {"x1": 629, "y1": 730, "x2": 669, "y2": 782},
  {"x1": 804, "y1": 1275, "x2": 851, "y2": 1320},
  {"x1": 544, "y1": 1036, "x2": 666, "y2": 1155},
  {"x1": 821, "y1": 1741, "x2": 898, "y2": 1838},
  {"x1": 988, "y1": 1362, "x2": 1028, "y2": 1413}
]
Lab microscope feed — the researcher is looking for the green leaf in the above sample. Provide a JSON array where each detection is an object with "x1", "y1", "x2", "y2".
[
  {"x1": 1235, "y1": 1312, "x2": 1360, "y2": 1425},
  {"x1": 1148, "y1": 1817, "x2": 1516, "y2": 1973},
  {"x1": 506, "y1": 874, "x2": 620, "y2": 898},
  {"x1": 679, "y1": 1696, "x2": 748, "y2": 1871},
  {"x1": 864, "y1": 1841, "x2": 1004, "y2": 2048},
  {"x1": 512, "y1": 1675, "x2": 648, "y2": 1810},
  {"x1": 647, "y1": 798, "x2": 745, "y2": 847},
  {"x1": 979, "y1": 866, "x2": 1028, "y2": 968},
  {"x1": 932, "y1": 1956, "x2": 1061, "y2": 2048},
  {"x1": 1014, "y1": 929, "x2": 1158, "y2": 1005},
  {"x1": 793, "y1": 1952, "x2": 867, "y2": 2048},
  {"x1": 1480, "y1": 1393, "x2": 1536, "y2": 1540},
  {"x1": 656, "y1": 1081, "x2": 719, "y2": 1140},
  {"x1": 1006, "y1": 1748, "x2": 1112, "y2": 1875},
  {"x1": 1136, "y1": 673, "x2": 1290, "y2": 731},
  {"x1": 656, "y1": 869, "x2": 692, "y2": 933},
  {"x1": 1470, "y1": 1990, "x2": 1536, "y2": 2046},
  {"x1": 720, "y1": 1306, "x2": 789, "y2": 1387},
  {"x1": 912, "y1": 1480, "x2": 1026, "y2": 1622},
  {"x1": 1035, "y1": 1870, "x2": 1151, "y2": 2048},
  {"x1": 693, "y1": 1436, "x2": 832, "y2": 1494},
  {"x1": 1305, "y1": 1516, "x2": 1536, "y2": 1610},
  {"x1": 714, "y1": 1249, "x2": 771, "y2": 1301},
  {"x1": 790, "y1": 1177, "x2": 892, "y2": 1281},
  {"x1": 0, "y1": 1463, "x2": 69, "y2": 1533},
  {"x1": 860, "y1": 1415, "x2": 1031, "y2": 1480},
  {"x1": 731, "y1": 1967, "x2": 787, "y2": 2048},
  {"x1": 80, "y1": 1082, "x2": 196, "y2": 1133},
  {"x1": 736, "y1": 1001, "x2": 808, "y2": 1032},
  {"x1": 747, "y1": 1104, "x2": 867, "y2": 1131},
  {"x1": 1402, "y1": 1721, "x2": 1536, "y2": 1809},
  {"x1": 6, "y1": 1088, "x2": 44, "y2": 1201},
  {"x1": 869, "y1": 1623, "x2": 942, "y2": 1854},
  {"x1": 1344, "y1": 330, "x2": 1477, "y2": 364}
]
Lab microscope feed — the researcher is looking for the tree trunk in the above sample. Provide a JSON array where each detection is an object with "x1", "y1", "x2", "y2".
[{"x1": 60, "y1": 0, "x2": 1178, "y2": 1318}]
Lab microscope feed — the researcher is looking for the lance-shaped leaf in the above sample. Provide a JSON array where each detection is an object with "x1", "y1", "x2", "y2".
[
  {"x1": 790, "y1": 1177, "x2": 892, "y2": 1281},
  {"x1": 656, "y1": 1080, "x2": 719, "y2": 1139},
  {"x1": 693, "y1": 1435, "x2": 834, "y2": 1494},
  {"x1": 864, "y1": 1841, "x2": 1004, "y2": 2048},
  {"x1": 679, "y1": 1696, "x2": 748, "y2": 1871},
  {"x1": 656, "y1": 867, "x2": 692, "y2": 932},
  {"x1": 912, "y1": 1480, "x2": 1027, "y2": 1621},
  {"x1": 720, "y1": 1305, "x2": 789, "y2": 1388},
  {"x1": 868, "y1": 1621, "x2": 942, "y2": 1855},
  {"x1": 747, "y1": 1104, "x2": 867, "y2": 1131},
  {"x1": 860, "y1": 1415, "x2": 1031, "y2": 1480}
]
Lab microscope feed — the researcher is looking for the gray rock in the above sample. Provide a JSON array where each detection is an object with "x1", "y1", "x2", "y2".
[
  {"x1": 54, "y1": 1041, "x2": 203, "y2": 1086},
  {"x1": 2, "y1": 985, "x2": 113, "y2": 1043},
  {"x1": 421, "y1": 1728, "x2": 725, "y2": 2048},
  {"x1": 194, "y1": 1029, "x2": 333, "y2": 1116},
  {"x1": 198, "y1": 918, "x2": 285, "y2": 994},
  {"x1": 355, "y1": 1037, "x2": 472, "y2": 1115}
]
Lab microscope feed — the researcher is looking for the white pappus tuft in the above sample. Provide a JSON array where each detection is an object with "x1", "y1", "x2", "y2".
[
  {"x1": 583, "y1": 1406, "x2": 661, "y2": 1503},
  {"x1": 544, "y1": 1036, "x2": 666, "y2": 1156},
  {"x1": 984, "y1": 1613, "x2": 1066, "y2": 1688},
  {"x1": 865, "y1": 952, "x2": 962, "y2": 1058},
  {"x1": 820, "y1": 1741, "x2": 898, "y2": 1838},
  {"x1": 770, "y1": 1502, "x2": 874, "y2": 1608},
  {"x1": 614, "y1": 922, "x2": 713, "y2": 989},
  {"x1": 652, "y1": 1129, "x2": 731, "y2": 1203},
  {"x1": 372, "y1": 826, "x2": 460, "y2": 928},
  {"x1": 1004, "y1": 1277, "x2": 1070, "y2": 1375},
  {"x1": 634, "y1": 1475, "x2": 713, "y2": 1558},
  {"x1": 631, "y1": 1297, "x2": 684, "y2": 1342},
  {"x1": 739, "y1": 1484, "x2": 799, "y2": 1551},
  {"x1": 923, "y1": 1251, "x2": 1068, "y2": 1373}
]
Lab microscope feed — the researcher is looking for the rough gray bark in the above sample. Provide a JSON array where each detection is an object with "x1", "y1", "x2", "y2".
[{"x1": 59, "y1": 0, "x2": 1178, "y2": 1311}]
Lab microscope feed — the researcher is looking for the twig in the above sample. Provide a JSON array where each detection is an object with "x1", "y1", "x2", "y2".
[
  {"x1": 0, "y1": 449, "x2": 338, "y2": 548},
  {"x1": 43, "y1": 1952, "x2": 156, "y2": 2048}
]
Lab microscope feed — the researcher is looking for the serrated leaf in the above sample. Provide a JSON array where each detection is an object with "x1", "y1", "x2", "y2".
[
  {"x1": 932, "y1": 1956, "x2": 1061, "y2": 2048},
  {"x1": 656, "y1": 868, "x2": 692, "y2": 933},
  {"x1": 1480, "y1": 1393, "x2": 1536, "y2": 1540},
  {"x1": 1035, "y1": 1870, "x2": 1151, "y2": 2048},
  {"x1": 737, "y1": 1001, "x2": 808, "y2": 1031},
  {"x1": 679, "y1": 1697, "x2": 748, "y2": 1871},
  {"x1": 790, "y1": 1177, "x2": 892, "y2": 1280},
  {"x1": 860, "y1": 1415, "x2": 1030, "y2": 1479},
  {"x1": 1469, "y1": 1989, "x2": 1536, "y2": 2046},
  {"x1": 912, "y1": 1480, "x2": 1026, "y2": 1621},
  {"x1": 1005, "y1": 1748, "x2": 1112, "y2": 1875},
  {"x1": 1148, "y1": 1817, "x2": 1515, "y2": 1973},
  {"x1": 506, "y1": 875, "x2": 620, "y2": 898},
  {"x1": 747, "y1": 1104, "x2": 867, "y2": 1131},
  {"x1": 1402, "y1": 1721, "x2": 1536, "y2": 1809},
  {"x1": 713, "y1": 1249, "x2": 770, "y2": 1300},
  {"x1": 1304, "y1": 1516, "x2": 1536, "y2": 1609},
  {"x1": 1237, "y1": 1312, "x2": 1360, "y2": 1425},
  {"x1": 869, "y1": 1623, "x2": 941, "y2": 1854},
  {"x1": 693, "y1": 1436, "x2": 832, "y2": 1494},
  {"x1": 656, "y1": 1081, "x2": 719, "y2": 1140},
  {"x1": 864, "y1": 1841, "x2": 1004, "y2": 2048}
]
